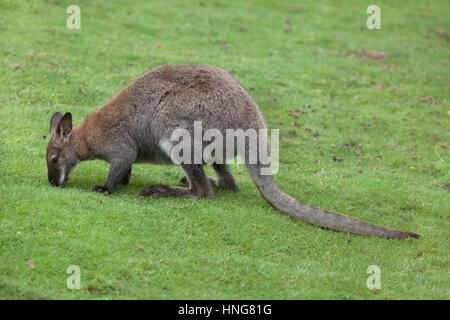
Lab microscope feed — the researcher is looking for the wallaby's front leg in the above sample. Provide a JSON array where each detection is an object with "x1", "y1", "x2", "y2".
[{"x1": 92, "y1": 159, "x2": 132, "y2": 195}]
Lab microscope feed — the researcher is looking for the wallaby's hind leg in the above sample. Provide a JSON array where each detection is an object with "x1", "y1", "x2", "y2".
[
  {"x1": 139, "y1": 164, "x2": 214, "y2": 199},
  {"x1": 179, "y1": 164, "x2": 239, "y2": 192},
  {"x1": 211, "y1": 163, "x2": 240, "y2": 191},
  {"x1": 119, "y1": 167, "x2": 132, "y2": 185}
]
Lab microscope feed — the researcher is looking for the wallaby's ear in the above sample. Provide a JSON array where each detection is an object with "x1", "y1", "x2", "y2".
[
  {"x1": 57, "y1": 112, "x2": 73, "y2": 139},
  {"x1": 49, "y1": 112, "x2": 63, "y2": 132}
]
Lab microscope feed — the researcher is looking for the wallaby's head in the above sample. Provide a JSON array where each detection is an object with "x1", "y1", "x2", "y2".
[{"x1": 46, "y1": 112, "x2": 79, "y2": 186}]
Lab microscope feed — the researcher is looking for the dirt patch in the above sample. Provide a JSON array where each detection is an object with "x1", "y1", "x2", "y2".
[
  {"x1": 217, "y1": 41, "x2": 228, "y2": 50},
  {"x1": 286, "y1": 108, "x2": 306, "y2": 118},
  {"x1": 419, "y1": 96, "x2": 434, "y2": 103},
  {"x1": 371, "y1": 81, "x2": 390, "y2": 89},
  {"x1": 287, "y1": 130, "x2": 298, "y2": 137},
  {"x1": 361, "y1": 50, "x2": 388, "y2": 62},
  {"x1": 428, "y1": 28, "x2": 448, "y2": 40},
  {"x1": 434, "y1": 183, "x2": 449, "y2": 190},
  {"x1": 344, "y1": 141, "x2": 363, "y2": 152},
  {"x1": 12, "y1": 62, "x2": 22, "y2": 70},
  {"x1": 291, "y1": 4, "x2": 305, "y2": 11},
  {"x1": 27, "y1": 260, "x2": 35, "y2": 269}
]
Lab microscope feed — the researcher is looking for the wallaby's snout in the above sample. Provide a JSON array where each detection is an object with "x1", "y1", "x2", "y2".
[
  {"x1": 48, "y1": 167, "x2": 68, "y2": 186},
  {"x1": 47, "y1": 156, "x2": 62, "y2": 186},
  {"x1": 46, "y1": 112, "x2": 79, "y2": 187},
  {"x1": 47, "y1": 152, "x2": 70, "y2": 186}
]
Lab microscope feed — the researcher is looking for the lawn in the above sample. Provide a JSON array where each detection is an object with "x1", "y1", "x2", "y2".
[{"x1": 0, "y1": 0, "x2": 448, "y2": 299}]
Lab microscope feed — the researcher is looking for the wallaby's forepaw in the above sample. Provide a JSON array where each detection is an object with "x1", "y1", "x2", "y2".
[{"x1": 92, "y1": 185, "x2": 111, "y2": 196}]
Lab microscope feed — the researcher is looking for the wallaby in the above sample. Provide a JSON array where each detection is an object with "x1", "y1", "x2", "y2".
[{"x1": 46, "y1": 64, "x2": 420, "y2": 239}]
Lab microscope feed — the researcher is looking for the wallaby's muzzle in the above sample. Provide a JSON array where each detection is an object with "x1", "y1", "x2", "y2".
[{"x1": 48, "y1": 166, "x2": 68, "y2": 187}]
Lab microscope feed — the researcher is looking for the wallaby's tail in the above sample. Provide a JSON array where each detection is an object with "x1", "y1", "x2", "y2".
[{"x1": 245, "y1": 164, "x2": 420, "y2": 239}]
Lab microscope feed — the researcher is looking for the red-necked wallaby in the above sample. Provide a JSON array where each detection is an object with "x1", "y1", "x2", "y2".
[{"x1": 46, "y1": 64, "x2": 420, "y2": 239}]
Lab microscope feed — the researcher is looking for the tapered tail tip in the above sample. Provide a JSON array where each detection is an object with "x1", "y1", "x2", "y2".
[{"x1": 397, "y1": 231, "x2": 421, "y2": 239}]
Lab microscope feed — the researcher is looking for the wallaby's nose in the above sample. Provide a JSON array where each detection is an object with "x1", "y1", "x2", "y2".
[{"x1": 49, "y1": 178, "x2": 59, "y2": 186}]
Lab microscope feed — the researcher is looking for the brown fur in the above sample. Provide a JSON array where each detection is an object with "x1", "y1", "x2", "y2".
[{"x1": 46, "y1": 64, "x2": 420, "y2": 239}]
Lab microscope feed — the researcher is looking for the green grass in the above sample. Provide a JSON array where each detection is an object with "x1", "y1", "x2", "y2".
[{"x1": 0, "y1": 0, "x2": 449, "y2": 299}]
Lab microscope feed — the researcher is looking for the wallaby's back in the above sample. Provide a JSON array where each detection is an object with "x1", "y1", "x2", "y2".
[{"x1": 126, "y1": 64, "x2": 267, "y2": 142}]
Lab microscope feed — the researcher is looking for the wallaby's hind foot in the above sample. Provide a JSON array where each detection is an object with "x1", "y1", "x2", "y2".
[
  {"x1": 180, "y1": 164, "x2": 239, "y2": 192},
  {"x1": 139, "y1": 184, "x2": 213, "y2": 199},
  {"x1": 140, "y1": 165, "x2": 215, "y2": 199}
]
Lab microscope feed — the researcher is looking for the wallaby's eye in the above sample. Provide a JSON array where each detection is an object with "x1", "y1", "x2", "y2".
[{"x1": 51, "y1": 156, "x2": 58, "y2": 164}]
